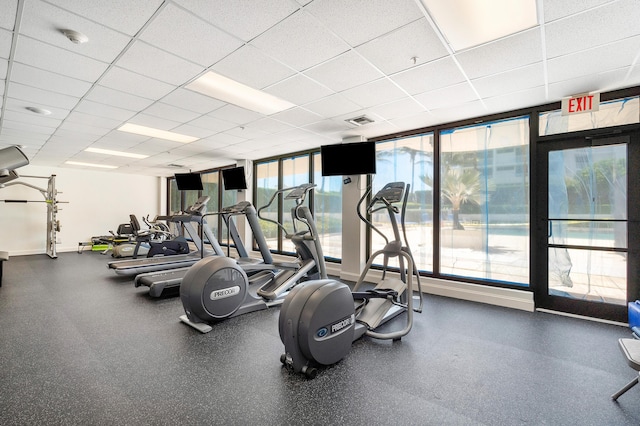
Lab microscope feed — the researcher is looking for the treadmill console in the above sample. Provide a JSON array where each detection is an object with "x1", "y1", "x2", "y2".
[
  {"x1": 221, "y1": 201, "x2": 251, "y2": 214},
  {"x1": 285, "y1": 183, "x2": 315, "y2": 200},
  {"x1": 185, "y1": 195, "x2": 210, "y2": 215}
]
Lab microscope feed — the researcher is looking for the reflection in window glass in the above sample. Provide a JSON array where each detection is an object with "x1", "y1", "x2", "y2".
[
  {"x1": 255, "y1": 160, "x2": 279, "y2": 251},
  {"x1": 440, "y1": 117, "x2": 530, "y2": 285},
  {"x1": 539, "y1": 97, "x2": 639, "y2": 136},
  {"x1": 374, "y1": 134, "x2": 434, "y2": 272},
  {"x1": 201, "y1": 171, "x2": 221, "y2": 244},
  {"x1": 313, "y1": 153, "x2": 342, "y2": 260},
  {"x1": 282, "y1": 155, "x2": 310, "y2": 254},
  {"x1": 548, "y1": 144, "x2": 628, "y2": 305}
]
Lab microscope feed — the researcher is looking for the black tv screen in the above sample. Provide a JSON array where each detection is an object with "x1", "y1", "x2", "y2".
[
  {"x1": 175, "y1": 173, "x2": 203, "y2": 191},
  {"x1": 222, "y1": 166, "x2": 247, "y2": 190},
  {"x1": 320, "y1": 142, "x2": 376, "y2": 176}
]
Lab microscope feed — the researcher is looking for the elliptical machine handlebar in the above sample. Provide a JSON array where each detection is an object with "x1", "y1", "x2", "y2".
[{"x1": 257, "y1": 183, "x2": 316, "y2": 236}]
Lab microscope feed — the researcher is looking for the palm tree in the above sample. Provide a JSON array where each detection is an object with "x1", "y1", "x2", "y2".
[{"x1": 422, "y1": 167, "x2": 481, "y2": 230}]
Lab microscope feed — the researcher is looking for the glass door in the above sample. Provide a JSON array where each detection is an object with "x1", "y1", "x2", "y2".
[{"x1": 535, "y1": 133, "x2": 639, "y2": 322}]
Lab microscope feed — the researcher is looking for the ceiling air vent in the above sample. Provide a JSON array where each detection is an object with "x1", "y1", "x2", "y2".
[
  {"x1": 345, "y1": 115, "x2": 374, "y2": 126},
  {"x1": 167, "y1": 164, "x2": 185, "y2": 168}
]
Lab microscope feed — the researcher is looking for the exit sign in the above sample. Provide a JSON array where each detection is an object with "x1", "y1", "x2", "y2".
[{"x1": 561, "y1": 93, "x2": 600, "y2": 116}]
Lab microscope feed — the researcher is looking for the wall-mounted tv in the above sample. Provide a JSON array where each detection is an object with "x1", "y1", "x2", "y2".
[
  {"x1": 320, "y1": 141, "x2": 376, "y2": 176},
  {"x1": 174, "y1": 172, "x2": 203, "y2": 191},
  {"x1": 222, "y1": 166, "x2": 248, "y2": 190}
]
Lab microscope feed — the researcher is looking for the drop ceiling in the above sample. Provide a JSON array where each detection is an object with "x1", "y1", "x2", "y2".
[{"x1": 0, "y1": 0, "x2": 639, "y2": 176}]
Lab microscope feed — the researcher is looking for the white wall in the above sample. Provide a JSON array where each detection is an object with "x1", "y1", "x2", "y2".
[{"x1": 0, "y1": 165, "x2": 163, "y2": 255}]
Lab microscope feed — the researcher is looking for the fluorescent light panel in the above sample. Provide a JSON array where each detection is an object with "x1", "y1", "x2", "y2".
[
  {"x1": 421, "y1": 0, "x2": 538, "y2": 51},
  {"x1": 186, "y1": 71, "x2": 296, "y2": 115},
  {"x1": 85, "y1": 147, "x2": 148, "y2": 159},
  {"x1": 65, "y1": 161, "x2": 118, "y2": 169},
  {"x1": 117, "y1": 123, "x2": 199, "y2": 143}
]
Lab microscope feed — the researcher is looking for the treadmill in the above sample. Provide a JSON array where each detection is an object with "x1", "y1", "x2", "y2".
[
  {"x1": 134, "y1": 200, "x2": 274, "y2": 296},
  {"x1": 107, "y1": 196, "x2": 224, "y2": 276}
]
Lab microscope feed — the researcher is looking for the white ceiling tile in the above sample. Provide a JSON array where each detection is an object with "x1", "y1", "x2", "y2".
[
  {"x1": 1, "y1": 59, "x2": 8, "y2": 79},
  {"x1": 86, "y1": 85, "x2": 155, "y2": 111},
  {"x1": 58, "y1": 120, "x2": 111, "y2": 137},
  {"x1": 429, "y1": 100, "x2": 488, "y2": 125},
  {"x1": 188, "y1": 114, "x2": 236, "y2": 134},
  {"x1": 74, "y1": 99, "x2": 136, "y2": 122},
  {"x1": 413, "y1": 82, "x2": 480, "y2": 110},
  {"x1": 21, "y1": 0, "x2": 132, "y2": 63},
  {"x1": 2, "y1": 109, "x2": 62, "y2": 128},
  {"x1": 389, "y1": 111, "x2": 439, "y2": 132},
  {"x1": 547, "y1": 36, "x2": 640, "y2": 84},
  {"x1": 367, "y1": 98, "x2": 426, "y2": 121},
  {"x1": 243, "y1": 118, "x2": 296, "y2": 134},
  {"x1": 0, "y1": 0, "x2": 16, "y2": 30},
  {"x1": 223, "y1": 126, "x2": 268, "y2": 140},
  {"x1": 99, "y1": 66, "x2": 175, "y2": 100},
  {"x1": 115, "y1": 41, "x2": 204, "y2": 86},
  {"x1": 548, "y1": 67, "x2": 630, "y2": 99},
  {"x1": 4, "y1": 97, "x2": 70, "y2": 119},
  {"x1": 143, "y1": 102, "x2": 202, "y2": 123},
  {"x1": 543, "y1": 0, "x2": 613, "y2": 21},
  {"x1": 129, "y1": 113, "x2": 183, "y2": 131},
  {"x1": 10, "y1": 62, "x2": 92, "y2": 97},
  {"x1": 204, "y1": 132, "x2": 246, "y2": 146},
  {"x1": 14, "y1": 36, "x2": 109, "y2": 82},
  {"x1": 304, "y1": 51, "x2": 383, "y2": 93},
  {"x1": 472, "y1": 63, "x2": 546, "y2": 98},
  {"x1": 341, "y1": 79, "x2": 407, "y2": 108},
  {"x1": 265, "y1": 74, "x2": 333, "y2": 106},
  {"x1": 211, "y1": 44, "x2": 296, "y2": 89},
  {"x1": 174, "y1": 0, "x2": 298, "y2": 42},
  {"x1": 303, "y1": 94, "x2": 362, "y2": 118},
  {"x1": 356, "y1": 18, "x2": 448, "y2": 75},
  {"x1": 210, "y1": 105, "x2": 264, "y2": 125},
  {"x1": 390, "y1": 57, "x2": 466, "y2": 95},
  {"x1": 0, "y1": 28, "x2": 12, "y2": 59},
  {"x1": 344, "y1": 120, "x2": 399, "y2": 139},
  {"x1": 2, "y1": 119, "x2": 57, "y2": 136},
  {"x1": 139, "y1": 3, "x2": 243, "y2": 67},
  {"x1": 251, "y1": 10, "x2": 350, "y2": 72},
  {"x1": 303, "y1": 118, "x2": 351, "y2": 135},
  {"x1": 456, "y1": 28, "x2": 543, "y2": 79},
  {"x1": 545, "y1": 0, "x2": 640, "y2": 58},
  {"x1": 169, "y1": 124, "x2": 216, "y2": 139},
  {"x1": 161, "y1": 88, "x2": 226, "y2": 114},
  {"x1": 65, "y1": 111, "x2": 123, "y2": 129},
  {"x1": 271, "y1": 107, "x2": 323, "y2": 127},
  {"x1": 483, "y1": 86, "x2": 549, "y2": 114},
  {"x1": 7, "y1": 82, "x2": 79, "y2": 109},
  {"x1": 46, "y1": 0, "x2": 164, "y2": 36},
  {"x1": 305, "y1": 0, "x2": 423, "y2": 47}
]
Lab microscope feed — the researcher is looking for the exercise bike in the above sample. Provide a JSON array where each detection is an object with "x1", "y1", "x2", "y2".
[
  {"x1": 278, "y1": 181, "x2": 423, "y2": 378},
  {"x1": 179, "y1": 183, "x2": 327, "y2": 333}
]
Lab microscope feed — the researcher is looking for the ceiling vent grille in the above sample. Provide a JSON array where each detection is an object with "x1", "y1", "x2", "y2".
[{"x1": 345, "y1": 115, "x2": 374, "y2": 126}]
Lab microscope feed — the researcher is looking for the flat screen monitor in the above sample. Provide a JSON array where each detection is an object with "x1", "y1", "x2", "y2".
[
  {"x1": 174, "y1": 172, "x2": 203, "y2": 191},
  {"x1": 320, "y1": 141, "x2": 376, "y2": 176},
  {"x1": 222, "y1": 166, "x2": 247, "y2": 190}
]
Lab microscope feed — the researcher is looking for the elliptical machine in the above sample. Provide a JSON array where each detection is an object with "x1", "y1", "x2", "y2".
[
  {"x1": 179, "y1": 183, "x2": 327, "y2": 333},
  {"x1": 278, "y1": 182, "x2": 423, "y2": 378}
]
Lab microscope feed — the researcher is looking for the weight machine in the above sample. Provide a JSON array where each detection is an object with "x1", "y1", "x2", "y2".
[{"x1": 0, "y1": 146, "x2": 66, "y2": 259}]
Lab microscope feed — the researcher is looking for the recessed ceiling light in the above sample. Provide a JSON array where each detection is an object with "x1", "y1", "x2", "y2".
[
  {"x1": 61, "y1": 29, "x2": 89, "y2": 44},
  {"x1": 420, "y1": 0, "x2": 538, "y2": 51},
  {"x1": 65, "y1": 161, "x2": 118, "y2": 169},
  {"x1": 117, "y1": 123, "x2": 199, "y2": 143},
  {"x1": 186, "y1": 71, "x2": 296, "y2": 115},
  {"x1": 85, "y1": 147, "x2": 148, "y2": 159},
  {"x1": 25, "y1": 106, "x2": 52, "y2": 115}
]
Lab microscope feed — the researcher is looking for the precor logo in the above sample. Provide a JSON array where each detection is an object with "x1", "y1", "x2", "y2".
[{"x1": 209, "y1": 285, "x2": 241, "y2": 300}]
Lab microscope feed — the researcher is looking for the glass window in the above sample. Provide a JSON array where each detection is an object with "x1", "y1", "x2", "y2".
[
  {"x1": 168, "y1": 179, "x2": 180, "y2": 214},
  {"x1": 282, "y1": 155, "x2": 310, "y2": 254},
  {"x1": 439, "y1": 117, "x2": 530, "y2": 286},
  {"x1": 539, "y1": 96, "x2": 639, "y2": 136},
  {"x1": 374, "y1": 134, "x2": 434, "y2": 272},
  {"x1": 201, "y1": 171, "x2": 221, "y2": 244},
  {"x1": 255, "y1": 160, "x2": 280, "y2": 251},
  {"x1": 313, "y1": 152, "x2": 342, "y2": 260}
]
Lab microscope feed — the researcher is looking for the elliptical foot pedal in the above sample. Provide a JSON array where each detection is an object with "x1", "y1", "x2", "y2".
[{"x1": 179, "y1": 314, "x2": 213, "y2": 334}]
